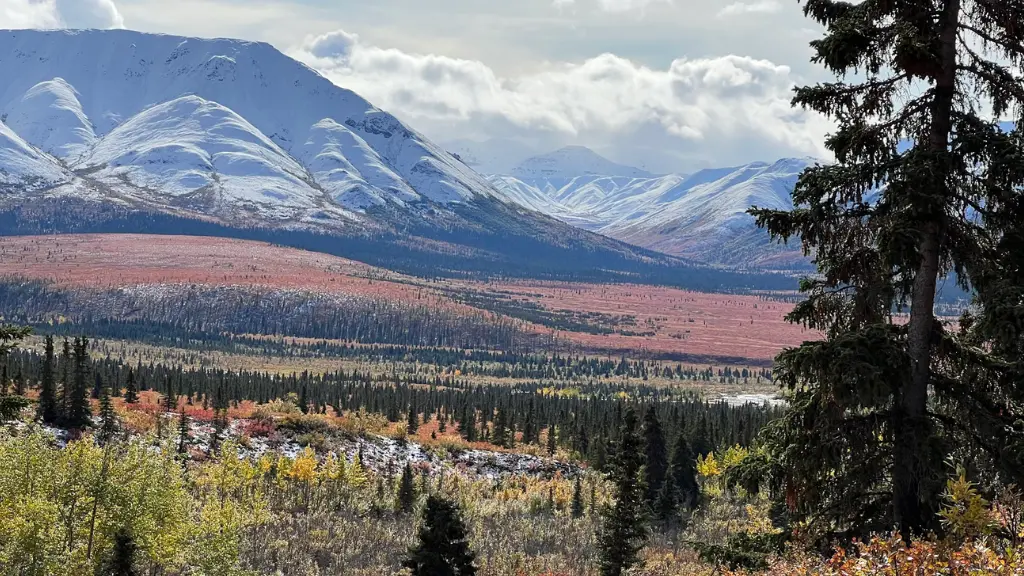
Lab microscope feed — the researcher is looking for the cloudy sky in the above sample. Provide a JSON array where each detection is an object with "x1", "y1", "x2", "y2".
[{"x1": 0, "y1": 0, "x2": 834, "y2": 173}]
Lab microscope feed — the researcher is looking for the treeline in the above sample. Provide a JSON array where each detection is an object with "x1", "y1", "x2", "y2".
[
  {"x1": 4, "y1": 340, "x2": 782, "y2": 466},
  {"x1": 448, "y1": 289, "x2": 639, "y2": 335},
  {"x1": 50, "y1": 325, "x2": 770, "y2": 383},
  {"x1": 0, "y1": 280, "x2": 540, "y2": 351}
]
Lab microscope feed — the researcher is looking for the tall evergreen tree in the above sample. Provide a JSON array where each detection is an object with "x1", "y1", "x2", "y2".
[
  {"x1": 654, "y1": 469, "x2": 679, "y2": 525},
  {"x1": 642, "y1": 407, "x2": 668, "y2": 506},
  {"x1": 65, "y1": 337, "x2": 92, "y2": 429},
  {"x1": 123, "y1": 368, "x2": 138, "y2": 404},
  {"x1": 598, "y1": 409, "x2": 648, "y2": 576},
  {"x1": 571, "y1": 475, "x2": 585, "y2": 519},
  {"x1": 492, "y1": 408, "x2": 509, "y2": 448},
  {"x1": 744, "y1": 0, "x2": 1024, "y2": 540},
  {"x1": 60, "y1": 338, "x2": 71, "y2": 414},
  {"x1": 98, "y1": 385, "x2": 118, "y2": 445},
  {"x1": 403, "y1": 495, "x2": 477, "y2": 576},
  {"x1": 91, "y1": 372, "x2": 102, "y2": 400},
  {"x1": 177, "y1": 409, "x2": 190, "y2": 455},
  {"x1": 669, "y1": 433, "x2": 699, "y2": 511},
  {"x1": 547, "y1": 424, "x2": 557, "y2": 456},
  {"x1": 397, "y1": 462, "x2": 417, "y2": 513},
  {"x1": 37, "y1": 335, "x2": 59, "y2": 424},
  {"x1": 163, "y1": 378, "x2": 176, "y2": 413},
  {"x1": 407, "y1": 404, "x2": 419, "y2": 435}
]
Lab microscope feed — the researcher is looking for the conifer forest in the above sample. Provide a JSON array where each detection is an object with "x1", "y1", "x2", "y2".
[{"x1": 2, "y1": 1, "x2": 1024, "y2": 575}]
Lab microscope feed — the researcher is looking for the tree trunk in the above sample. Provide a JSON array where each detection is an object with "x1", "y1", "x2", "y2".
[{"x1": 894, "y1": 0, "x2": 960, "y2": 540}]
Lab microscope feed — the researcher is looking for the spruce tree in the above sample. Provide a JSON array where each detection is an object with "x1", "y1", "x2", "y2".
[
  {"x1": 101, "y1": 528, "x2": 138, "y2": 576},
  {"x1": 60, "y1": 338, "x2": 71, "y2": 415},
  {"x1": 121, "y1": 366, "x2": 136, "y2": 399},
  {"x1": 123, "y1": 368, "x2": 138, "y2": 404},
  {"x1": 65, "y1": 337, "x2": 92, "y2": 429},
  {"x1": 654, "y1": 469, "x2": 679, "y2": 525},
  {"x1": 91, "y1": 372, "x2": 102, "y2": 400},
  {"x1": 177, "y1": 410, "x2": 189, "y2": 455},
  {"x1": 642, "y1": 406, "x2": 668, "y2": 506},
  {"x1": 547, "y1": 424, "x2": 557, "y2": 456},
  {"x1": 37, "y1": 335, "x2": 59, "y2": 424},
  {"x1": 397, "y1": 462, "x2": 417, "y2": 513},
  {"x1": 744, "y1": 0, "x2": 1024, "y2": 540},
  {"x1": 669, "y1": 433, "x2": 699, "y2": 511},
  {"x1": 492, "y1": 408, "x2": 508, "y2": 448},
  {"x1": 598, "y1": 409, "x2": 648, "y2": 576},
  {"x1": 571, "y1": 476, "x2": 585, "y2": 519},
  {"x1": 98, "y1": 385, "x2": 118, "y2": 444},
  {"x1": 403, "y1": 495, "x2": 477, "y2": 576},
  {"x1": 163, "y1": 378, "x2": 176, "y2": 413},
  {"x1": 407, "y1": 404, "x2": 419, "y2": 435}
]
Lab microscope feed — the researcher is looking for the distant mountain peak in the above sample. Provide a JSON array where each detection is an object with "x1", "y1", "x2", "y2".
[
  {"x1": 511, "y1": 146, "x2": 655, "y2": 180},
  {"x1": 490, "y1": 156, "x2": 815, "y2": 269}
]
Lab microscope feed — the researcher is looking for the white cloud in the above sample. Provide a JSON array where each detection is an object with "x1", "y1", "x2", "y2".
[
  {"x1": 0, "y1": 0, "x2": 123, "y2": 29},
  {"x1": 55, "y1": 0, "x2": 124, "y2": 28},
  {"x1": 717, "y1": 0, "x2": 782, "y2": 17},
  {"x1": 596, "y1": 0, "x2": 671, "y2": 12},
  {"x1": 0, "y1": 0, "x2": 60, "y2": 28},
  {"x1": 295, "y1": 30, "x2": 830, "y2": 172},
  {"x1": 551, "y1": 0, "x2": 671, "y2": 13}
]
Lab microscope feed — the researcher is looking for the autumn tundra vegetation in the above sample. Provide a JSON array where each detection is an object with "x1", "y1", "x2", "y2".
[{"x1": 3, "y1": 0, "x2": 1024, "y2": 575}]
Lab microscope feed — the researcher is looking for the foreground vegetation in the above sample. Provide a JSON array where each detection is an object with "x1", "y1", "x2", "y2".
[{"x1": 0, "y1": 322, "x2": 1021, "y2": 575}]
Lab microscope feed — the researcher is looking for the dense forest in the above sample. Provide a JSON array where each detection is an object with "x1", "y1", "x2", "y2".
[
  {"x1": 1, "y1": 340, "x2": 778, "y2": 466},
  {"x1": 0, "y1": 280, "x2": 539, "y2": 352}
]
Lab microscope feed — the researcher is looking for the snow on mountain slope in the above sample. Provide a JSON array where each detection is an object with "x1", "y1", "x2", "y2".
[
  {"x1": 77, "y1": 95, "x2": 350, "y2": 222},
  {"x1": 0, "y1": 29, "x2": 498, "y2": 221},
  {"x1": 602, "y1": 159, "x2": 808, "y2": 266},
  {"x1": 4, "y1": 78, "x2": 97, "y2": 162},
  {"x1": 511, "y1": 146, "x2": 655, "y2": 181},
  {"x1": 0, "y1": 120, "x2": 71, "y2": 192},
  {"x1": 489, "y1": 157, "x2": 814, "y2": 268},
  {"x1": 301, "y1": 119, "x2": 418, "y2": 210}
]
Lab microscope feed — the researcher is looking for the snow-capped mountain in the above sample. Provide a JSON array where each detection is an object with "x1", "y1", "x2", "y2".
[
  {"x1": 490, "y1": 151, "x2": 814, "y2": 269},
  {"x1": 0, "y1": 29, "x2": 708, "y2": 283},
  {"x1": 511, "y1": 146, "x2": 656, "y2": 181},
  {"x1": 0, "y1": 29, "x2": 504, "y2": 226},
  {"x1": 0, "y1": 119, "x2": 72, "y2": 192}
]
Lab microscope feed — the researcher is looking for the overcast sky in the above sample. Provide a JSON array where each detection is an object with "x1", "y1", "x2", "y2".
[{"x1": 1, "y1": 0, "x2": 835, "y2": 172}]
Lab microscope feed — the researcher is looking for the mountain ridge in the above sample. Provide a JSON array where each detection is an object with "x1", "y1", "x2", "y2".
[
  {"x1": 0, "y1": 28, "x2": 792, "y2": 291},
  {"x1": 490, "y1": 154, "x2": 817, "y2": 269}
]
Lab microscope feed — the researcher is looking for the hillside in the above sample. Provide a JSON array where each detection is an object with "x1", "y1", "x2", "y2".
[
  {"x1": 491, "y1": 152, "x2": 814, "y2": 269},
  {"x1": 0, "y1": 234, "x2": 807, "y2": 362},
  {"x1": 0, "y1": 29, "x2": 778, "y2": 289}
]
